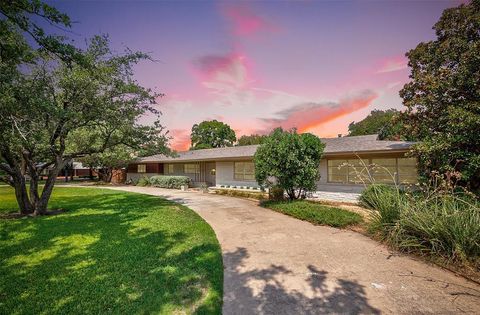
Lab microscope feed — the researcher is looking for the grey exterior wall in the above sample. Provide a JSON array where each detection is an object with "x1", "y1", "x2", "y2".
[{"x1": 216, "y1": 161, "x2": 260, "y2": 188}]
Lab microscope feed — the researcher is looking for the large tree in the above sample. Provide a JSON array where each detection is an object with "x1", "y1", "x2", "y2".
[
  {"x1": 348, "y1": 109, "x2": 405, "y2": 140},
  {"x1": 81, "y1": 124, "x2": 169, "y2": 183},
  {"x1": 237, "y1": 134, "x2": 268, "y2": 146},
  {"x1": 0, "y1": 30, "x2": 166, "y2": 214},
  {"x1": 254, "y1": 128, "x2": 325, "y2": 200},
  {"x1": 399, "y1": 0, "x2": 480, "y2": 191},
  {"x1": 190, "y1": 120, "x2": 236, "y2": 150}
]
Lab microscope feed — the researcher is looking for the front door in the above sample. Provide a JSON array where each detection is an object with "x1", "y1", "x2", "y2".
[{"x1": 205, "y1": 162, "x2": 216, "y2": 186}]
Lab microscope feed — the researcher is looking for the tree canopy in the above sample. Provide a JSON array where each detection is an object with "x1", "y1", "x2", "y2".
[
  {"x1": 237, "y1": 134, "x2": 268, "y2": 146},
  {"x1": 190, "y1": 120, "x2": 236, "y2": 150},
  {"x1": 254, "y1": 128, "x2": 325, "y2": 200},
  {"x1": 399, "y1": 0, "x2": 480, "y2": 192},
  {"x1": 0, "y1": 2, "x2": 168, "y2": 214},
  {"x1": 348, "y1": 109, "x2": 405, "y2": 140}
]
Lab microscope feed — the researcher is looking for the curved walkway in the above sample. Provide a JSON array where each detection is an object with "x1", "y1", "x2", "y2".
[{"x1": 104, "y1": 186, "x2": 479, "y2": 314}]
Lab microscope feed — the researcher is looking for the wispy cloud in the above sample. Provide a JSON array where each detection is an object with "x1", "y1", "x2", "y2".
[
  {"x1": 192, "y1": 52, "x2": 252, "y2": 92},
  {"x1": 222, "y1": 3, "x2": 278, "y2": 37},
  {"x1": 259, "y1": 90, "x2": 378, "y2": 133},
  {"x1": 376, "y1": 56, "x2": 408, "y2": 73}
]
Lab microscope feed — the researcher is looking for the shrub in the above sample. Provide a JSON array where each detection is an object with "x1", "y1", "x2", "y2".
[
  {"x1": 269, "y1": 186, "x2": 285, "y2": 201},
  {"x1": 254, "y1": 128, "x2": 325, "y2": 200},
  {"x1": 149, "y1": 175, "x2": 190, "y2": 189},
  {"x1": 136, "y1": 177, "x2": 150, "y2": 187}
]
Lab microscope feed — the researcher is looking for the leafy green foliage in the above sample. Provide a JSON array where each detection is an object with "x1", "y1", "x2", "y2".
[
  {"x1": 262, "y1": 200, "x2": 362, "y2": 228},
  {"x1": 362, "y1": 184, "x2": 480, "y2": 267},
  {"x1": 254, "y1": 128, "x2": 325, "y2": 200},
  {"x1": 0, "y1": 0, "x2": 79, "y2": 64},
  {"x1": 190, "y1": 120, "x2": 236, "y2": 150},
  {"x1": 348, "y1": 109, "x2": 406, "y2": 140},
  {"x1": 0, "y1": 32, "x2": 167, "y2": 214},
  {"x1": 399, "y1": 1, "x2": 480, "y2": 192},
  {"x1": 237, "y1": 134, "x2": 268, "y2": 146},
  {"x1": 149, "y1": 175, "x2": 191, "y2": 189},
  {"x1": 136, "y1": 177, "x2": 150, "y2": 187},
  {"x1": 0, "y1": 187, "x2": 223, "y2": 314}
]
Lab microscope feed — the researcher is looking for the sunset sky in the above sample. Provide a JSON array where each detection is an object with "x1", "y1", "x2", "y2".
[{"x1": 51, "y1": 0, "x2": 462, "y2": 150}]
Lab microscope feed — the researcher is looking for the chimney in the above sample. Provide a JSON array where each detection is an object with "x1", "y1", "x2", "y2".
[{"x1": 337, "y1": 134, "x2": 342, "y2": 138}]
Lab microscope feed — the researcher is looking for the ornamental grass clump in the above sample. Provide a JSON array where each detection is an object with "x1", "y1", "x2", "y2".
[
  {"x1": 361, "y1": 183, "x2": 480, "y2": 267},
  {"x1": 392, "y1": 193, "x2": 480, "y2": 266},
  {"x1": 360, "y1": 184, "x2": 407, "y2": 237}
]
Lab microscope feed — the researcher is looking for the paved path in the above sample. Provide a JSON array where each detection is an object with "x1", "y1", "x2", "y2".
[{"x1": 103, "y1": 186, "x2": 479, "y2": 314}]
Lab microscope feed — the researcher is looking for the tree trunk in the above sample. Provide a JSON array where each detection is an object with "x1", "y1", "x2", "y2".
[
  {"x1": 13, "y1": 174, "x2": 33, "y2": 215},
  {"x1": 98, "y1": 167, "x2": 113, "y2": 182},
  {"x1": 34, "y1": 165, "x2": 62, "y2": 216}
]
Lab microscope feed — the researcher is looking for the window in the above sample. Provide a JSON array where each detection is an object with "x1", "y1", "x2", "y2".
[
  {"x1": 137, "y1": 164, "x2": 146, "y2": 173},
  {"x1": 327, "y1": 157, "x2": 418, "y2": 185},
  {"x1": 184, "y1": 163, "x2": 200, "y2": 174},
  {"x1": 234, "y1": 162, "x2": 255, "y2": 181},
  {"x1": 327, "y1": 159, "x2": 369, "y2": 184},
  {"x1": 165, "y1": 164, "x2": 174, "y2": 174},
  {"x1": 370, "y1": 158, "x2": 397, "y2": 184},
  {"x1": 328, "y1": 159, "x2": 348, "y2": 183},
  {"x1": 397, "y1": 158, "x2": 418, "y2": 184}
]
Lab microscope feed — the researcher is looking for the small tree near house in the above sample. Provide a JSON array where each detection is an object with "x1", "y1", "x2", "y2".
[{"x1": 254, "y1": 128, "x2": 325, "y2": 200}]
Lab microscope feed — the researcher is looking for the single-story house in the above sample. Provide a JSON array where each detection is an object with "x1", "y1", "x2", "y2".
[{"x1": 126, "y1": 134, "x2": 417, "y2": 193}]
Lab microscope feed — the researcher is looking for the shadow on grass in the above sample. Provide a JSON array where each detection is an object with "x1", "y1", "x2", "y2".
[
  {"x1": 0, "y1": 189, "x2": 222, "y2": 314},
  {"x1": 223, "y1": 247, "x2": 380, "y2": 314}
]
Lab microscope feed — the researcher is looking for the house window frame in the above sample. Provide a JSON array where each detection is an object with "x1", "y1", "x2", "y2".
[
  {"x1": 184, "y1": 163, "x2": 200, "y2": 174},
  {"x1": 327, "y1": 156, "x2": 418, "y2": 185},
  {"x1": 234, "y1": 161, "x2": 255, "y2": 181},
  {"x1": 165, "y1": 164, "x2": 174, "y2": 174},
  {"x1": 137, "y1": 164, "x2": 146, "y2": 173}
]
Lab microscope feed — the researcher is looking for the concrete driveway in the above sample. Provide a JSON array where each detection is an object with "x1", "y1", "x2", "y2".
[{"x1": 105, "y1": 186, "x2": 480, "y2": 314}]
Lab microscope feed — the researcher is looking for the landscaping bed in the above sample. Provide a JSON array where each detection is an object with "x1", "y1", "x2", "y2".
[{"x1": 0, "y1": 186, "x2": 223, "y2": 314}]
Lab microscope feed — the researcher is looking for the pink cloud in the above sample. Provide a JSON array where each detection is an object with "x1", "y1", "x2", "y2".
[
  {"x1": 260, "y1": 90, "x2": 378, "y2": 133},
  {"x1": 191, "y1": 52, "x2": 254, "y2": 93},
  {"x1": 169, "y1": 129, "x2": 191, "y2": 151},
  {"x1": 376, "y1": 55, "x2": 408, "y2": 74},
  {"x1": 222, "y1": 4, "x2": 277, "y2": 36}
]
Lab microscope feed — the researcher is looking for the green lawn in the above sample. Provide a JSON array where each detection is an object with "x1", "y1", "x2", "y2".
[
  {"x1": 0, "y1": 186, "x2": 223, "y2": 314},
  {"x1": 262, "y1": 200, "x2": 362, "y2": 228}
]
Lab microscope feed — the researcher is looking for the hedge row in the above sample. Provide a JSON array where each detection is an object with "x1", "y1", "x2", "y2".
[{"x1": 149, "y1": 175, "x2": 191, "y2": 189}]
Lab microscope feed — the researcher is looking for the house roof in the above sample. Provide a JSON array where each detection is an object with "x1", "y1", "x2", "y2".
[{"x1": 135, "y1": 134, "x2": 416, "y2": 163}]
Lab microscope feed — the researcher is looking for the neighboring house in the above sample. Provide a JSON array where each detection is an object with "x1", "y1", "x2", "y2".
[{"x1": 126, "y1": 134, "x2": 417, "y2": 193}]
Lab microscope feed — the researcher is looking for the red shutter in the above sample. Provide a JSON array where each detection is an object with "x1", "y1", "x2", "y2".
[{"x1": 158, "y1": 163, "x2": 164, "y2": 174}]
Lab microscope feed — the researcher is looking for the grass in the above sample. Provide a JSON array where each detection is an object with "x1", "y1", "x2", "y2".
[
  {"x1": 261, "y1": 200, "x2": 363, "y2": 228},
  {"x1": 360, "y1": 184, "x2": 480, "y2": 274},
  {"x1": 0, "y1": 186, "x2": 223, "y2": 314}
]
